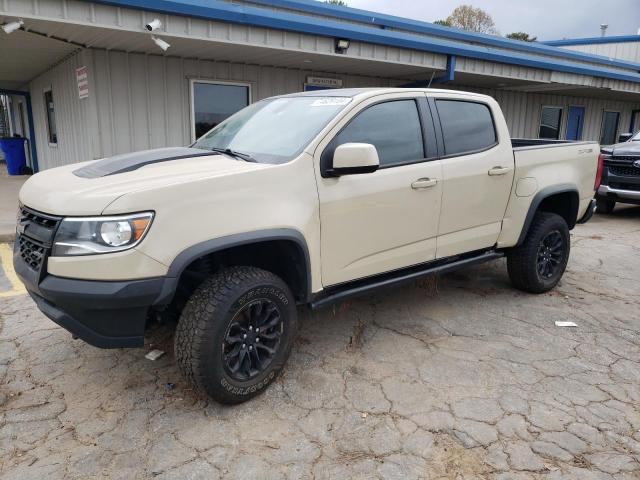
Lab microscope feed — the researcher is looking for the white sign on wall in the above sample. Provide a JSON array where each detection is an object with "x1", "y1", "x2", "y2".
[
  {"x1": 306, "y1": 76, "x2": 343, "y2": 88},
  {"x1": 76, "y1": 66, "x2": 89, "y2": 99}
]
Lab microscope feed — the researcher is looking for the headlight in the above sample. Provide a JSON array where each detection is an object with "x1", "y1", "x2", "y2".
[{"x1": 52, "y1": 212, "x2": 154, "y2": 256}]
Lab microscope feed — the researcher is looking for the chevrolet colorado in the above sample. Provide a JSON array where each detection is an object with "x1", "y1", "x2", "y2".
[{"x1": 14, "y1": 88, "x2": 600, "y2": 403}]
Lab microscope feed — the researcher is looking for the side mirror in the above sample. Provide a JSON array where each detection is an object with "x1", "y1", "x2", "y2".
[
  {"x1": 618, "y1": 133, "x2": 633, "y2": 143},
  {"x1": 329, "y1": 143, "x2": 379, "y2": 176}
]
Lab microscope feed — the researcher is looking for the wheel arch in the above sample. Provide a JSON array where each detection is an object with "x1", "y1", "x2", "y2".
[
  {"x1": 154, "y1": 229, "x2": 312, "y2": 306},
  {"x1": 516, "y1": 184, "x2": 579, "y2": 247}
]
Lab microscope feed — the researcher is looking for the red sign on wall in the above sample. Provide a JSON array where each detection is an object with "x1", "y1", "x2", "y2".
[{"x1": 76, "y1": 66, "x2": 89, "y2": 99}]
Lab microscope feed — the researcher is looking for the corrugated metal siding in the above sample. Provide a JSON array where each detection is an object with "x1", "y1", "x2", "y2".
[
  {"x1": 29, "y1": 48, "x2": 640, "y2": 170},
  {"x1": 234, "y1": 0, "x2": 639, "y2": 73},
  {"x1": 28, "y1": 49, "x2": 100, "y2": 170},
  {"x1": 6, "y1": 0, "x2": 640, "y2": 87},
  {"x1": 92, "y1": 51, "x2": 399, "y2": 159},
  {"x1": 456, "y1": 57, "x2": 552, "y2": 83},
  {"x1": 562, "y1": 42, "x2": 640, "y2": 64},
  {"x1": 31, "y1": 48, "x2": 399, "y2": 168},
  {"x1": 449, "y1": 84, "x2": 640, "y2": 140}
]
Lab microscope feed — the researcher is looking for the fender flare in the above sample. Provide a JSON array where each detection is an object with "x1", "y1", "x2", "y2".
[
  {"x1": 153, "y1": 228, "x2": 312, "y2": 305},
  {"x1": 515, "y1": 184, "x2": 579, "y2": 246}
]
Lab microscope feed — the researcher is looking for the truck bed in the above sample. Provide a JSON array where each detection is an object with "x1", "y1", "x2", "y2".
[
  {"x1": 497, "y1": 138, "x2": 599, "y2": 247},
  {"x1": 511, "y1": 138, "x2": 573, "y2": 149}
]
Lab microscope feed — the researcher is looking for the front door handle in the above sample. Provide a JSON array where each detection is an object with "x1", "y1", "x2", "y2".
[
  {"x1": 411, "y1": 178, "x2": 438, "y2": 189},
  {"x1": 488, "y1": 166, "x2": 512, "y2": 176}
]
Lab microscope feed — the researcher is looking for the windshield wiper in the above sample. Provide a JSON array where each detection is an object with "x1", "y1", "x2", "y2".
[{"x1": 208, "y1": 147, "x2": 257, "y2": 162}]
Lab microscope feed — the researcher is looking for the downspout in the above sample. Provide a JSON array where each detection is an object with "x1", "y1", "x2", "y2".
[
  {"x1": 24, "y1": 93, "x2": 39, "y2": 173},
  {"x1": 400, "y1": 54, "x2": 456, "y2": 88}
]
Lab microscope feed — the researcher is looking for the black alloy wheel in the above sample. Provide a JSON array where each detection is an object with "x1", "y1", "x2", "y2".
[
  {"x1": 536, "y1": 230, "x2": 564, "y2": 279},
  {"x1": 175, "y1": 266, "x2": 297, "y2": 404},
  {"x1": 507, "y1": 212, "x2": 570, "y2": 294},
  {"x1": 223, "y1": 299, "x2": 284, "y2": 381}
]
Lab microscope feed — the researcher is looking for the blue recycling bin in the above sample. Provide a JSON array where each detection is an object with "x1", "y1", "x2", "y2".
[{"x1": 0, "y1": 138, "x2": 27, "y2": 175}]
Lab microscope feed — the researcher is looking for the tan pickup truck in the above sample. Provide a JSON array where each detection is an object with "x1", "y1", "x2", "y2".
[{"x1": 14, "y1": 88, "x2": 601, "y2": 403}]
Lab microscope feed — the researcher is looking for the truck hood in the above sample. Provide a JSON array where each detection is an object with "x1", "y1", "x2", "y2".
[
  {"x1": 20, "y1": 147, "x2": 268, "y2": 215},
  {"x1": 601, "y1": 141, "x2": 640, "y2": 156}
]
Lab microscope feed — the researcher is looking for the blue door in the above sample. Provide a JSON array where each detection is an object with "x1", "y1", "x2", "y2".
[{"x1": 566, "y1": 106, "x2": 585, "y2": 140}]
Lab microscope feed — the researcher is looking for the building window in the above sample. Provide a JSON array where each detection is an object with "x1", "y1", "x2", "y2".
[
  {"x1": 333, "y1": 100, "x2": 424, "y2": 167},
  {"x1": 600, "y1": 111, "x2": 620, "y2": 145},
  {"x1": 191, "y1": 81, "x2": 250, "y2": 140},
  {"x1": 436, "y1": 100, "x2": 497, "y2": 155},
  {"x1": 44, "y1": 89, "x2": 57, "y2": 145},
  {"x1": 538, "y1": 106, "x2": 563, "y2": 140}
]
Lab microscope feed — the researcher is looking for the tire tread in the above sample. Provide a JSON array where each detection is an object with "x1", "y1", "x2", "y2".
[
  {"x1": 507, "y1": 212, "x2": 569, "y2": 294},
  {"x1": 174, "y1": 266, "x2": 294, "y2": 403}
]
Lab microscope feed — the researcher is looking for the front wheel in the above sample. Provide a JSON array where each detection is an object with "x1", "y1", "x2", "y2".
[
  {"x1": 507, "y1": 212, "x2": 570, "y2": 294},
  {"x1": 175, "y1": 266, "x2": 297, "y2": 404}
]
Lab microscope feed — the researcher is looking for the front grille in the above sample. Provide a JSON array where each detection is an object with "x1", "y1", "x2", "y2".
[
  {"x1": 18, "y1": 208, "x2": 60, "y2": 229},
  {"x1": 611, "y1": 155, "x2": 640, "y2": 162},
  {"x1": 18, "y1": 235, "x2": 47, "y2": 271},
  {"x1": 610, "y1": 182, "x2": 640, "y2": 192},
  {"x1": 17, "y1": 207, "x2": 62, "y2": 274},
  {"x1": 609, "y1": 165, "x2": 640, "y2": 177}
]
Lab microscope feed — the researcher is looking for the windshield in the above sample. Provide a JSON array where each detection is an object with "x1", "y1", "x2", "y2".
[
  {"x1": 632, "y1": 131, "x2": 640, "y2": 141},
  {"x1": 192, "y1": 96, "x2": 352, "y2": 164}
]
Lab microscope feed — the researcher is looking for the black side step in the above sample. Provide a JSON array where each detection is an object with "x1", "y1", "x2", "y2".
[{"x1": 310, "y1": 250, "x2": 504, "y2": 310}]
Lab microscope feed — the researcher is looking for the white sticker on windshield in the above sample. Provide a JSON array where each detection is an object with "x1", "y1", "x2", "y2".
[{"x1": 310, "y1": 97, "x2": 351, "y2": 107}]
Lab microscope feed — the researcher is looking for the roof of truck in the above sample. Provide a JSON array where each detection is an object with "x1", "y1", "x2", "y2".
[{"x1": 279, "y1": 87, "x2": 489, "y2": 99}]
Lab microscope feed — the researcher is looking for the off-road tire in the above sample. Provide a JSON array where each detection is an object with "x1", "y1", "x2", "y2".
[
  {"x1": 507, "y1": 212, "x2": 570, "y2": 294},
  {"x1": 595, "y1": 196, "x2": 615, "y2": 214},
  {"x1": 175, "y1": 266, "x2": 297, "y2": 404}
]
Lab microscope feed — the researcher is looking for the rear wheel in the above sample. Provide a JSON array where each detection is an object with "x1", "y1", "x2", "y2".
[
  {"x1": 175, "y1": 266, "x2": 297, "y2": 404},
  {"x1": 507, "y1": 212, "x2": 570, "y2": 294},
  {"x1": 596, "y1": 196, "x2": 615, "y2": 214}
]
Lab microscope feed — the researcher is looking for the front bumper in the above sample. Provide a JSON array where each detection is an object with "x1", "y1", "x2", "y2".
[
  {"x1": 13, "y1": 242, "x2": 165, "y2": 348},
  {"x1": 598, "y1": 184, "x2": 640, "y2": 203},
  {"x1": 597, "y1": 162, "x2": 640, "y2": 205}
]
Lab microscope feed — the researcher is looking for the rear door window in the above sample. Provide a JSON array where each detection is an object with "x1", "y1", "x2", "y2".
[
  {"x1": 436, "y1": 100, "x2": 497, "y2": 156},
  {"x1": 333, "y1": 100, "x2": 425, "y2": 167}
]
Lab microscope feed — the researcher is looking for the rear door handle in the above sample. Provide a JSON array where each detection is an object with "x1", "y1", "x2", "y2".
[
  {"x1": 411, "y1": 178, "x2": 438, "y2": 189},
  {"x1": 488, "y1": 166, "x2": 512, "y2": 176}
]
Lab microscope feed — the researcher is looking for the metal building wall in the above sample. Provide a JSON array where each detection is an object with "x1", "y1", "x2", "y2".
[
  {"x1": 561, "y1": 42, "x2": 640, "y2": 64},
  {"x1": 89, "y1": 50, "x2": 401, "y2": 159},
  {"x1": 29, "y1": 48, "x2": 640, "y2": 170},
  {"x1": 450, "y1": 85, "x2": 640, "y2": 140},
  {"x1": 28, "y1": 49, "x2": 101, "y2": 170},
  {"x1": 30, "y1": 48, "x2": 399, "y2": 169}
]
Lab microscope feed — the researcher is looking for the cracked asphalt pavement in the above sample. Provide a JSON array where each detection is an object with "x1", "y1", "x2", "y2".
[{"x1": 1, "y1": 207, "x2": 639, "y2": 479}]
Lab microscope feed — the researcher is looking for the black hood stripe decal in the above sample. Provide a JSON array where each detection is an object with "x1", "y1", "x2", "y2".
[{"x1": 73, "y1": 147, "x2": 214, "y2": 178}]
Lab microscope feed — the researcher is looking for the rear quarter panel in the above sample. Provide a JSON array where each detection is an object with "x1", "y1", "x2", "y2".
[{"x1": 497, "y1": 142, "x2": 598, "y2": 247}]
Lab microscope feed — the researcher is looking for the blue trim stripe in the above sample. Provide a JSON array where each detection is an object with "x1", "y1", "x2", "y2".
[
  {"x1": 248, "y1": 0, "x2": 640, "y2": 71},
  {"x1": 91, "y1": 0, "x2": 640, "y2": 84},
  {"x1": 542, "y1": 35, "x2": 640, "y2": 46}
]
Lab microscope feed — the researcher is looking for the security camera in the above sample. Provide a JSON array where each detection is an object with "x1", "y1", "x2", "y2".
[
  {"x1": 2, "y1": 19, "x2": 23, "y2": 34},
  {"x1": 151, "y1": 35, "x2": 170, "y2": 51},
  {"x1": 145, "y1": 18, "x2": 162, "y2": 31}
]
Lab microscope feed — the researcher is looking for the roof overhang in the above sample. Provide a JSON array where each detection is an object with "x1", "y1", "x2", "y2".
[
  {"x1": 0, "y1": 25, "x2": 79, "y2": 90},
  {"x1": 1, "y1": 0, "x2": 639, "y2": 100},
  {"x1": 82, "y1": 0, "x2": 640, "y2": 83}
]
